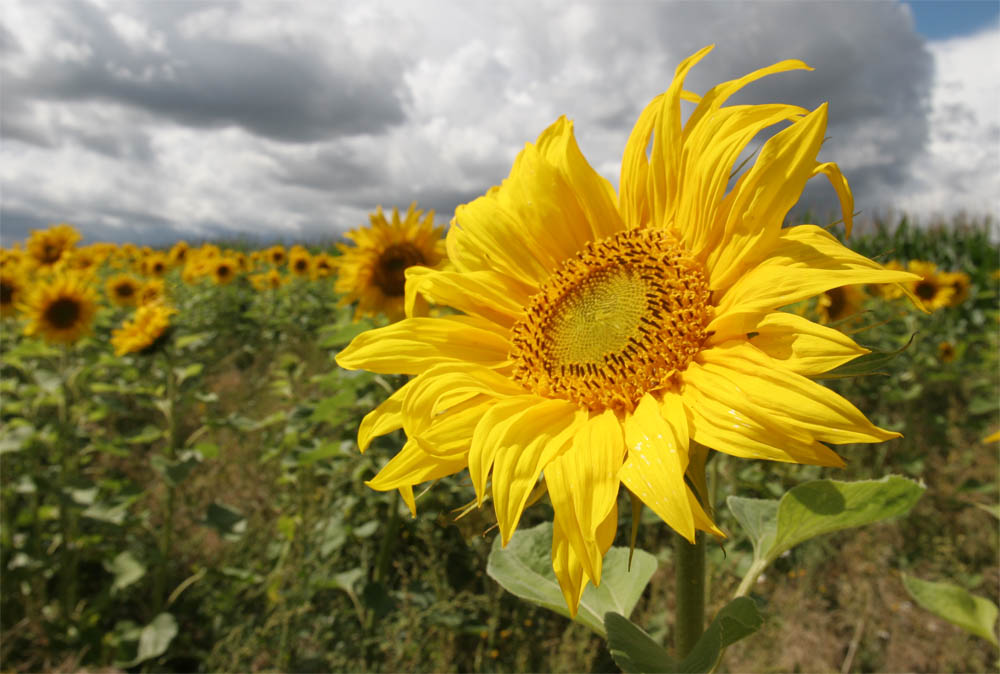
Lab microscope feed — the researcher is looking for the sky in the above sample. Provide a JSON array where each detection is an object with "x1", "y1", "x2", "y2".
[{"x1": 1, "y1": 0, "x2": 998, "y2": 246}]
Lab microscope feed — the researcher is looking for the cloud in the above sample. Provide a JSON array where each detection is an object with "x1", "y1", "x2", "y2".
[{"x1": 1, "y1": 0, "x2": 990, "y2": 247}]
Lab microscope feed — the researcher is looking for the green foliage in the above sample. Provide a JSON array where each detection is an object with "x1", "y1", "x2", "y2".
[
  {"x1": 487, "y1": 521, "x2": 658, "y2": 636},
  {"x1": 903, "y1": 574, "x2": 999, "y2": 647}
]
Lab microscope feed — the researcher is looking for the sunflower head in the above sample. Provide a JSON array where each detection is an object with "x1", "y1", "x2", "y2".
[
  {"x1": 334, "y1": 203, "x2": 446, "y2": 321},
  {"x1": 906, "y1": 260, "x2": 955, "y2": 311},
  {"x1": 1, "y1": 269, "x2": 25, "y2": 317},
  {"x1": 144, "y1": 252, "x2": 171, "y2": 277},
  {"x1": 139, "y1": 278, "x2": 166, "y2": 305},
  {"x1": 336, "y1": 45, "x2": 920, "y2": 615},
  {"x1": 816, "y1": 284, "x2": 866, "y2": 324},
  {"x1": 212, "y1": 257, "x2": 238, "y2": 285},
  {"x1": 268, "y1": 245, "x2": 287, "y2": 266},
  {"x1": 937, "y1": 341, "x2": 956, "y2": 363},
  {"x1": 251, "y1": 268, "x2": 285, "y2": 291},
  {"x1": 169, "y1": 241, "x2": 189, "y2": 266},
  {"x1": 21, "y1": 272, "x2": 99, "y2": 344},
  {"x1": 939, "y1": 270, "x2": 970, "y2": 307},
  {"x1": 289, "y1": 248, "x2": 314, "y2": 278},
  {"x1": 26, "y1": 223, "x2": 82, "y2": 270},
  {"x1": 313, "y1": 252, "x2": 336, "y2": 278},
  {"x1": 111, "y1": 302, "x2": 177, "y2": 356},
  {"x1": 105, "y1": 274, "x2": 142, "y2": 307}
]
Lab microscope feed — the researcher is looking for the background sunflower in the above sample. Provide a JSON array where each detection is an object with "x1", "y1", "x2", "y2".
[{"x1": 20, "y1": 272, "x2": 98, "y2": 344}]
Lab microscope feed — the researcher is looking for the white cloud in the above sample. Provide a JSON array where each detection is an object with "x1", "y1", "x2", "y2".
[
  {"x1": 2, "y1": 0, "x2": 991, "y2": 246},
  {"x1": 892, "y1": 26, "x2": 1000, "y2": 223}
]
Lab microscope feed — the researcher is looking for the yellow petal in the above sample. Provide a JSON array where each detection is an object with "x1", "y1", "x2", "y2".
[
  {"x1": 620, "y1": 393, "x2": 696, "y2": 542},
  {"x1": 336, "y1": 316, "x2": 510, "y2": 374},
  {"x1": 491, "y1": 399, "x2": 583, "y2": 545},
  {"x1": 404, "y1": 266, "x2": 530, "y2": 329},
  {"x1": 706, "y1": 105, "x2": 830, "y2": 292},
  {"x1": 413, "y1": 398, "x2": 495, "y2": 460},
  {"x1": 698, "y1": 342, "x2": 899, "y2": 445},
  {"x1": 620, "y1": 45, "x2": 714, "y2": 230},
  {"x1": 545, "y1": 411, "x2": 625, "y2": 585},
  {"x1": 468, "y1": 395, "x2": 544, "y2": 506},
  {"x1": 710, "y1": 225, "x2": 922, "y2": 341},
  {"x1": 357, "y1": 377, "x2": 414, "y2": 453},
  {"x1": 683, "y1": 361, "x2": 847, "y2": 467},
  {"x1": 551, "y1": 498, "x2": 618, "y2": 617},
  {"x1": 812, "y1": 162, "x2": 854, "y2": 237},
  {"x1": 749, "y1": 311, "x2": 869, "y2": 376},
  {"x1": 365, "y1": 439, "x2": 467, "y2": 500}
]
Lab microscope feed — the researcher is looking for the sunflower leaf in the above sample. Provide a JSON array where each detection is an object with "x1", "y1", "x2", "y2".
[
  {"x1": 605, "y1": 612, "x2": 675, "y2": 673},
  {"x1": 675, "y1": 597, "x2": 764, "y2": 673},
  {"x1": 902, "y1": 574, "x2": 999, "y2": 647},
  {"x1": 487, "y1": 521, "x2": 657, "y2": 637}
]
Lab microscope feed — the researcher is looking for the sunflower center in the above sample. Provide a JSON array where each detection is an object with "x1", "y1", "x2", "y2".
[
  {"x1": 915, "y1": 280, "x2": 937, "y2": 300},
  {"x1": 373, "y1": 243, "x2": 426, "y2": 297},
  {"x1": 510, "y1": 228, "x2": 711, "y2": 414},
  {"x1": 41, "y1": 244, "x2": 61, "y2": 264},
  {"x1": 1, "y1": 281, "x2": 14, "y2": 306},
  {"x1": 44, "y1": 297, "x2": 82, "y2": 330},
  {"x1": 824, "y1": 287, "x2": 847, "y2": 320},
  {"x1": 115, "y1": 283, "x2": 135, "y2": 298}
]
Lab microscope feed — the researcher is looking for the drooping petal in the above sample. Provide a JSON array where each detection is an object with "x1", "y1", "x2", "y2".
[
  {"x1": 491, "y1": 399, "x2": 584, "y2": 545},
  {"x1": 551, "y1": 500, "x2": 618, "y2": 617},
  {"x1": 357, "y1": 377, "x2": 415, "y2": 452},
  {"x1": 545, "y1": 411, "x2": 626, "y2": 585},
  {"x1": 705, "y1": 105, "x2": 830, "y2": 292},
  {"x1": 412, "y1": 398, "x2": 495, "y2": 460},
  {"x1": 697, "y1": 342, "x2": 899, "y2": 445},
  {"x1": 336, "y1": 315, "x2": 511, "y2": 374},
  {"x1": 404, "y1": 266, "x2": 531, "y2": 329},
  {"x1": 748, "y1": 311, "x2": 870, "y2": 376},
  {"x1": 683, "y1": 360, "x2": 847, "y2": 467},
  {"x1": 620, "y1": 393, "x2": 696, "y2": 542},
  {"x1": 365, "y1": 439, "x2": 468, "y2": 512},
  {"x1": 468, "y1": 396, "x2": 546, "y2": 506},
  {"x1": 709, "y1": 225, "x2": 922, "y2": 341}
]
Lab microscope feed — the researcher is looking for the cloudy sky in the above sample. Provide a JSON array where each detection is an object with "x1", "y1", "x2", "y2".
[{"x1": 1, "y1": 0, "x2": 997, "y2": 246}]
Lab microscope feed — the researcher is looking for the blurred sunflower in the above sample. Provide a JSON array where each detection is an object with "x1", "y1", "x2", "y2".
[
  {"x1": 334, "y1": 203, "x2": 446, "y2": 321},
  {"x1": 168, "y1": 241, "x2": 190, "y2": 266},
  {"x1": 906, "y1": 260, "x2": 954, "y2": 311},
  {"x1": 20, "y1": 272, "x2": 98, "y2": 344},
  {"x1": 139, "y1": 278, "x2": 166, "y2": 305},
  {"x1": 817, "y1": 285, "x2": 865, "y2": 324},
  {"x1": 111, "y1": 302, "x2": 176, "y2": 356},
  {"x1": 1, "y1": 269, "x2": 25, "y2": 317},
  {"x1": 211, "y1": 257, "x2": 239, "y2": 285},
  {"x1": 937, "y1": 341, "x2": 956, "y2": 363},
  {"x1": 939, "y1": 270, "x2": 970, "y2": 307},
  {"x1": 144, "y1": 252, "x2": 171, "y2": 277},
  {"x1": 337, "y1": 46, "x2": 919, "y2": 613},
  {"x1": 251, "y1": 269, "x2": 285, "y2": 291},
  {"x1": 289, "y1": 247, "x2": 314, "y2": 278},
  {"x1": 105, "y1": 274, "x2": 143, "y2": 307},
  {"x1": 313, "y1": 252, "x2": 336, "y2": 278},
  {"x1": 267, "y1": 245, "x2": 287, "y2": 267},
  {"x1": 26, "y1": 223, "x2": 81, "y2": 270}
]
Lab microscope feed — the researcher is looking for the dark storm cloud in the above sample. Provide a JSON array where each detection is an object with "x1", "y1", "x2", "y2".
[
  {"x1": 3, "y1": 1, "x2": 408, "y2": 145},
  {"x1": 273, "y1": 147, "x2": 379, "y2": 192}
]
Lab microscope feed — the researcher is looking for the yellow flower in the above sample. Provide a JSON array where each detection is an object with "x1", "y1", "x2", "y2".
[
  {"x1": 334, "y1": 203, "x2": 446, "y2": 321},
  {"x1": 267, "y1": 245, "x2": 287, "y2": 267},
  {"x1": 288, "y1": 247, "x2": 314, "y2": 278},
  {"x1": 816, "y1": 285, "x2": 866, "y2": 324},
  {"x1": 144, "y1": 252, "x2": 171, "y2": 277},
  {"x1": 1, "y1": 268, "x2": 25, "y2": 317},
  {"x1": 105, "y1": 274, "x2": 143, "y2": 307},
  {"x1": 336, "y1": 46, "x2": 918, "y2": 614},
  {"x1": 938, "y1": 270, "x2": 970, "y2": 307},
  {"x1": 26, "y1": 223, "x2": 81, "y2": 270},
  {"x1": 139, "y1": 278, "x2": 166, "y2": 305},
  {"x1": 313, "y1": 252, "x2": 337, "y2": 278},
  {"x1": 211, "y1": 257, "x2": 239, "y2": 285},
  {"x1": 906, "y1": 261, "x2": 954, "y2": 311},
  {"x1": 937, "y1": 341, "x2": 955, "y2": 363},
  {"x1": 111, "y1": 302, "x2": 176, "y2": 356},
  {"x1": 20, "y1": 272, "x2": 98, "y2": 344},
  {"x1": 251, "y1": 269, "x2": 284, "y2": 291},
  {"x1": 169, "y1": 241, "x2": 190, "y2": 266}
]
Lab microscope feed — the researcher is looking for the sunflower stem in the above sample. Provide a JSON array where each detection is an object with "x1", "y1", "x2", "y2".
[
  {"x1": 154, "y1": 351, "x2": 178, "y2": 616},
  {"x1": 674, "y1": 530, "x2": 705, "y2": 660}
]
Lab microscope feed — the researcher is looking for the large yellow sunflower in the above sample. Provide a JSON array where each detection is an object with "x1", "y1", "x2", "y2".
[
  {"x1": 336, "y1": 46, "x2": 920, "y2": 613},
  {"x1": 111, "y1": 302, "x2": 176, "y2": 356},
  {"x1": 21, "y1": 272, "x2": 99, "y2": 344},
  {"x1": 334, "y1": 203, "x2": 446, "y2": 321}
]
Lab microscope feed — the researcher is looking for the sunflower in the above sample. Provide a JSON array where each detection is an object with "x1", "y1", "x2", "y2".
[
  {"x1": 937, "y1": 341, "x2": 956, "y2": 363},
  {"x1": 906, "y1": 260, "x2": 954, "y2": 311},
  {"x1": 105, "y1": 274, "x2": 143, "y2": 307},
  {"x1": 20, "y1": 272, "x2": 98, "y2": 344},
  {"x1": 168, "y1": 241, "x2": 189, "y2": 266},
  {"x1": 144, "y1": 252, "x2": 171, "y2": 277},
  {"x1": 288, "y1": 247, "x2": 314, "y2": 278},
  {"x1": 334, "y1": 203, "x2": 446, "y2": 321},
  {"x1": 816, "y1": 284, "x2": 866, "y2": 324},
  {"x1": 211, "y1": 257, "x2": 239, "y2": 285},
  {"x1": 111, "y1": 302, "x2": 176, "y2": 356},
  {"x1": 251, "y1": 269, "x2": 285, "y2": 291},
  {"x1": 267, "y1": 245, "x2": 287, "y2": 267},
  {"x1": 313, "y1": 252, "x2": 336, "y2": 278},
  {"x1": 139, "y1": 278, "x2": 166, "y2": 305},
  {"x1": 26, "y1": 223, "x2": 81, "y2": 270},
  {"x1": 938, "y1": 270, "x2": 970, "y2": 307},
  {"x1": 337, "y1": 46, "x2": 921, "y2": 613},
  {"x1": 1, "y1": 268, "x2": 25, "y2": 317}
]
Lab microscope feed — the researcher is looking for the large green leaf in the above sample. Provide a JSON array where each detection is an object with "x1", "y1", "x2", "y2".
[
  {"x1": 729, "y1": 476, "x2": 925, "y2": 568},
  {"x1": 105, "y1": 551, "x2": 146, "y2": 593},
  {"x1": 605, "y1": 598, "x2": 764, "y2": 674},
  {"x1": 903, "y1": 574, "x2": 999, "y2": 647},
  {"x1": 487, "y1": 521, "x2": 657, "y2": 636},
  {"x1": 128, "y1": 612, "x2": 177, "y2": 666}
]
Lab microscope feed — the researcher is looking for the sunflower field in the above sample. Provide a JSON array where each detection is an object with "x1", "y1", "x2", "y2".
[{"x1": 0, "y1": 213, "x2": 995, "y2": 674}]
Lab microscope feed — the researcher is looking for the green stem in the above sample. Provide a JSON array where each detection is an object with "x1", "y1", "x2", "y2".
[
  {"x1": 154, "y1": 352, "x2": 178, "y2": 615},
  {"x1": 674, "y1": 531, "x2": 706, "y2": 659},
  {"x1": 58, "y1": 348, "x2": 79, "y2": 622}
]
